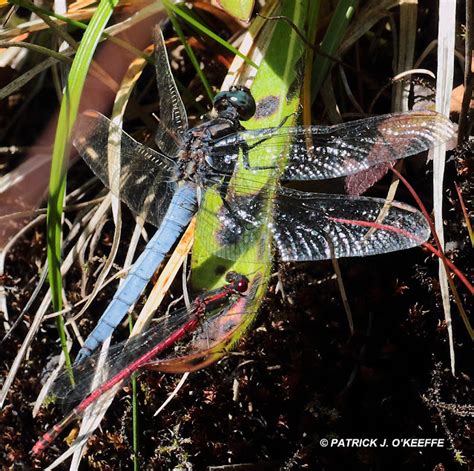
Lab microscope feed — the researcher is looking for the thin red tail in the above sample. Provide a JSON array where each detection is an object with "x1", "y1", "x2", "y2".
[{"x1": 31, "y1": 409, "x2": 77, "y2": 456}]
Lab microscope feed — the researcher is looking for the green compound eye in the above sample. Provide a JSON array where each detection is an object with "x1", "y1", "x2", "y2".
[{"x1": 213, "y1": 86, "x2": 256, "y2": 121}]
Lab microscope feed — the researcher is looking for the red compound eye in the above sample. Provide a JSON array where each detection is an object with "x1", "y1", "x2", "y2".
[{"x1": 236, "y1": 276, "x2": 249, "y2": 293}]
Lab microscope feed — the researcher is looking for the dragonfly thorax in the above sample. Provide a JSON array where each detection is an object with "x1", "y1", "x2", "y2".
[
  {"x1": 178, "y1": 114, "x2": 246, "y2": 182},
  {"x1": 175, "y1": 87, "x2": 255, "y2": 183}
]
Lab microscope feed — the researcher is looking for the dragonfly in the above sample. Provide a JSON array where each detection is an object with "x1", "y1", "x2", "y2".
[
  {"x1": 73, "y1": 26, "x2": 455, "y2": 363},
  {"x1": 31, "y1": 272, "x2": 250, "y2": 456}
]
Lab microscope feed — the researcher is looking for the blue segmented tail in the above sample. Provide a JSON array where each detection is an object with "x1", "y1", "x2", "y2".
[{"x1": 75, "y1": 184, "x2": 197, "y2": 364}]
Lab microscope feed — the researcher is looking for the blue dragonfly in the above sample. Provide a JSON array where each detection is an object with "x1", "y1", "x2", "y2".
[{"x1": 73, "y1": 28, "x2": 455, "y2": 363}]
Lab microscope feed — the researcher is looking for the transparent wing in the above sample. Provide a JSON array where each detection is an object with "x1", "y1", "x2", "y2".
[
  {"x1": 208, "y1": 111, "x2": 455, "y2": 180},
  {"x1": 73, "y1": 111, "x2": 179, "y2": 227},
  {"x1": 51, "y1": 282, "x2": 250, "y2": 410},
  {"x1": 194, "y1": 182, "x2": 275, "y2": 263},
  {"x1": 195, "y1": 186, "x2": 430, "y2": 262},
  {"x1": 154, "y1": 26, "x2": 188, "y2": 156},
  {"x1": 51, "y1": 303, "x2": 200, "y2": 410},
  {"x1": 271, "y1": 187, "x2": 430, "y2": 261}
]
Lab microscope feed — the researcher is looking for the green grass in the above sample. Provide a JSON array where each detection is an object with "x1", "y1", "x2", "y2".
[{"x1": 45, "y1": 0, "x2": 119, "y2": 378}]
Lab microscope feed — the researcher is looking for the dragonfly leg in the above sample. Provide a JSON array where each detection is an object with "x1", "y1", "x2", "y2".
[{"x1": 274, "y1": 112, "x2": 297, "y2": 129}]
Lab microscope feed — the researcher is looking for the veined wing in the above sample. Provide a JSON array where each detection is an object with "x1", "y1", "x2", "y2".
[
  {"x1": 153, "y1": 26, "x2": 189, "y2": 156},
  {"x1": 196, "y1": 186, "x2": 430, "y2": 262},
  {"x1": 73, "y1": 111, "x2": 179, "y2": 228},
  {"x1": 52, "y1": 302, "x2": 203, "y2": 409},
  {"x1": 271, "y1": 187, "x2": 429, "y2": 261},
  {"x1": 52, "y1": 275, "x2": 248, "y2": 409},
  {"x1": 208, "y1": 111, "x2": 455, "y2": 180}
]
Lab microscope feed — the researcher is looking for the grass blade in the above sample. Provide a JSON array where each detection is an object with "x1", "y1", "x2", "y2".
[
  {"x1": 312, "y1": 0, "x2": 357, "y2": 98},
  {"x1": 46, "y1": 0, "x2": 119, "y2": 377}
]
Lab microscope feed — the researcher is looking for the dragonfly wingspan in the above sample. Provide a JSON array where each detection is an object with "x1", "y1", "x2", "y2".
[
  {"x1": 72, "y1": 88, "x2": 455, "y2": 361},
  {"x1": 208, "y1": 111, "x2": 455, "y2": 180},
  {"x1": 74, "y1": 111, "x2": 178, "y2": 228}
]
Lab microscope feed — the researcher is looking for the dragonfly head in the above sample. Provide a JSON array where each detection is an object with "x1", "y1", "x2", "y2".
[
  {"x1": 213, "y1": 86, "x2": 256, "y2": 122},
  {"x1": 225, "y1": 272, "x2": 249, "y2": 293}
]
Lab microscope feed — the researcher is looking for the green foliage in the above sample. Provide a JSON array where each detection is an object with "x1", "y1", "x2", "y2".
[
  {"x1": 218, "y1": 0, "x2": 255, "y2": 21},
  {"x1": 190, "y1": 0, "x2": 315, "y2": 355},
  {"x1": 45, "y1": 0, "x2": 119, "y2": 376}
]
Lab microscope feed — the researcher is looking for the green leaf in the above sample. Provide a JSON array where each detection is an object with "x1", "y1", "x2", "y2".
[
  {"x1": 190, "y1": 0, "x2": 316, "y2": 358},
  {"x1": 217, "y1": 0, "x2": 255, "y2": 21},
  {"x1": 312, "y1": 0, "x2": 358, "y2": 98},
  {"x1": 46, "y1": 0, "x2": 119, "y2": 374}
]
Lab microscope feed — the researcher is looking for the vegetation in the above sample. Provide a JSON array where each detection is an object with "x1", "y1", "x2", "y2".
[{"x1": 0, "y1": 1, "x2": 471, "y2": 469}]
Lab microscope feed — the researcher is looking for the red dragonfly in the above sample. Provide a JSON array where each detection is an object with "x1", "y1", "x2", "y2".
[{"x1": 32, "y1": 272, "x2": 250, "y2": 456}]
